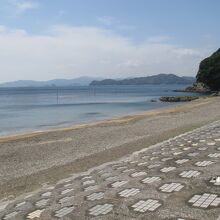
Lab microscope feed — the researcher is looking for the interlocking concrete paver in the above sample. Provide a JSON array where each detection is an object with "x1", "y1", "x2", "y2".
[
  {"x1": 195, "y1": 161, "x2": 214, "y2": 167},
  {"x1": 86, "y1": 192, "x2": 104, "y2": 201},
  {"x1": 130, "y1": 171, "x2": 147, "y2": 177},
  {"x1": 27, "y1": 209, "x2": 44, "y2": 219},
  {"x1": 118, "y1": 188, "x2": 140, "y2": 198},
  {"x1": 160, "y1": 166, "x2": 176, "y2": 173},
  {"x1": 82, "y1": 179, "x2": 95, "y2": 186},
  {"x1": 179, "y1": 170, "x2": 201, "y2": 178},
  {"x1": 188, "y1": 193, "x2": 220, "y2": 208},
  {"x1": 159, "y1": 183, "x2": 184, "y2": 193},
  {"x1": 175, "y1": 159, "x2": 189, "y2": 164},
  {"x1": 41, "y1": 191, "x2": 52, "y2": 197},
  {"x1": 89, "y1": 204, "x2": 113, "y2": 216},
  {"x1": 142, "y1": 176, "x2": 162, "y2": 184},
  {"x1": 15, "y1": 202, "x2": 26, "y2": 208},
  {"x1": 208, "y1": 153, "x2": 220, "y2": 158},
  {"x1": 1, "y1": 120, "x2": 220, "y2": 220},
  {"x1": 131, "y1": 199, "x2": 161, "y2": 212},
  {"x1": 84, "y1": 185, "x2": 98, "y2": 192},
  {"x1": 111, "y1": 180, "x2": 128, "y2": 188},
  {"x1": 54, "y1": 206, "x2": 75, "y2": 218},
  {"x1": 59, "y1": 196, "x2": 74, "y2": 204},
  {"x1": 35, "y1": 198, "x2": 49, "y2": 207}
]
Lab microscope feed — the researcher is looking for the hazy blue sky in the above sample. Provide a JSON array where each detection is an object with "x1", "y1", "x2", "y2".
[{"x1": 0, "y1": 0, "x2": 219, "y2": 82}]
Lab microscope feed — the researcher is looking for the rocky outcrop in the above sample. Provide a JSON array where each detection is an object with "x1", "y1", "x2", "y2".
[
  {"x1": 184, "y1": 82, "x2": 211, "y2": 93},
  {"x1": 210, "y1": 92, "x2": 220, "y2": 97},
  {"x1": 196, "y1": 48, "x2": 220, "y2": 91},
  {"x1": 159, "y1": 96, "x2": 199, "y2": 102}
]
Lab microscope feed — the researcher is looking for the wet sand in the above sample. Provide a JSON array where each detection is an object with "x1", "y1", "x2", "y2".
[{"x1": 0, "y1": 96, "x2": 220, "y2": 199}]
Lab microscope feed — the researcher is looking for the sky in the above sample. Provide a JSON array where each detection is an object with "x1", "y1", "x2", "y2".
[{"x1": 0, "y1": 0, "x2": 219, "y2": 82}]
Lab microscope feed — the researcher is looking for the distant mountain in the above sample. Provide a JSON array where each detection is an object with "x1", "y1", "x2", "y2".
[
  {"x1": 0, "y1": 76, "x2": 102, "y2": 88},
  {"x1": 90, "y1": 74, "x2": 195, "y2": 86}
]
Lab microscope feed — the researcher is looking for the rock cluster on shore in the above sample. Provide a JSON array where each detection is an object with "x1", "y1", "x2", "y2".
[
  {"x1": 184, "y1": 82, "x2": 211, "y2": 93},
  {"x1": 160, "y1": 96, "x2": 199, "y2": 102}
]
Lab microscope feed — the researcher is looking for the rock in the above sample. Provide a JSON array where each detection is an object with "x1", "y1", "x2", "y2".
[
  {"x1": 150, "y1": 99, "x2": 157, "y2": 102},
  {"x1": 210, "y1": 92, "x2": 220, "y2": 97},
  {"x1": 184, "y1": 82, "x2": 211, "y2": 93},
  {"x1": 159, "y1": 96, "x2": 199, "y2": 102},
  {"x1": 196, "y1": 48, "x2": 220, "y2": 91}
]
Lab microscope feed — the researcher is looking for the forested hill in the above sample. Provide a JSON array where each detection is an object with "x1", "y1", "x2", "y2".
[{"x1": 90, "y1": 74, "x2": 195, "y2": 86}]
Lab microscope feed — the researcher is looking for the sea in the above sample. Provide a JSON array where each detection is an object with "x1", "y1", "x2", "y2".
[{"x1": 0, "y1": 85, "x2": 199, "y2": 136}]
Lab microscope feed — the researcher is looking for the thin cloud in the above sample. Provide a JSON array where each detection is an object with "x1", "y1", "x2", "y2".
[
  {"x1": 97, "y1": 16, "x2": 135, "y2": 31},
  {"x1": 97, "y1": 16, "x2": 115, "y2": 26},
  {"x1": 6, "y1": 0, "x2": 39, "y2": 15},
  {"x1": 147, "y1": 36, "x2": 173, "y2": 43},
  {"x1": 0, "y1": 25, "x2": 208, "y2": 83}
]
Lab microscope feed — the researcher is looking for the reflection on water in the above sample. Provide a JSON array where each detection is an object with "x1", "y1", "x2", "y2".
[{"x1": 0, "y1": 85, "x2": 198, "y2": 136}]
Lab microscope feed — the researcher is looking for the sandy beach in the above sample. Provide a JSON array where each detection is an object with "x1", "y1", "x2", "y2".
[{"x1": 0, "y1": 96, "x2": 220, "y2": 200}]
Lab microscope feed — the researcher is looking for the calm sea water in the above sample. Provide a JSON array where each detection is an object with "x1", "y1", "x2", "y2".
[{"x1": 0, "y1": 85, "x2": 197, "y2": 136}]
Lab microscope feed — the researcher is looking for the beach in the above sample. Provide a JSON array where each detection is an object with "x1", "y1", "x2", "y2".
[{"x1": 0, "y1": 96, "x2": 220, "y2": 200}]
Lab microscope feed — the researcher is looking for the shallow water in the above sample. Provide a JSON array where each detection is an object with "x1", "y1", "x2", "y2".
[{"x1": 0, "y1": 85, "x2": 198, "y2": 136}]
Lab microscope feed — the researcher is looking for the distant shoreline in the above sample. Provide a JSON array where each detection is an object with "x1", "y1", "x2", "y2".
[{"x1": 0, "y1": 74, "x2": 194, "y2": 88}]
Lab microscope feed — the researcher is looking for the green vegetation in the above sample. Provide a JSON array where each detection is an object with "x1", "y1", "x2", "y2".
[
  {"x1": 196, "y1": 48, "x2": 220, "y2": 91},
  {"x1": 90, "y1": 74, "x2": 195, "y2": 86}
]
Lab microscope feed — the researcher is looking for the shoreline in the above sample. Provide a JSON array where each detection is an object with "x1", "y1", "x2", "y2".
[
  {"x1": 0, "y1": 96, "x2": 220, "y2": 199},
  {"x1": 0, "y1": 97, "x2": 210, "y2": 143},
  {"x1": 0, "y1": 100, "x2": 176, "y2": 140}
]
